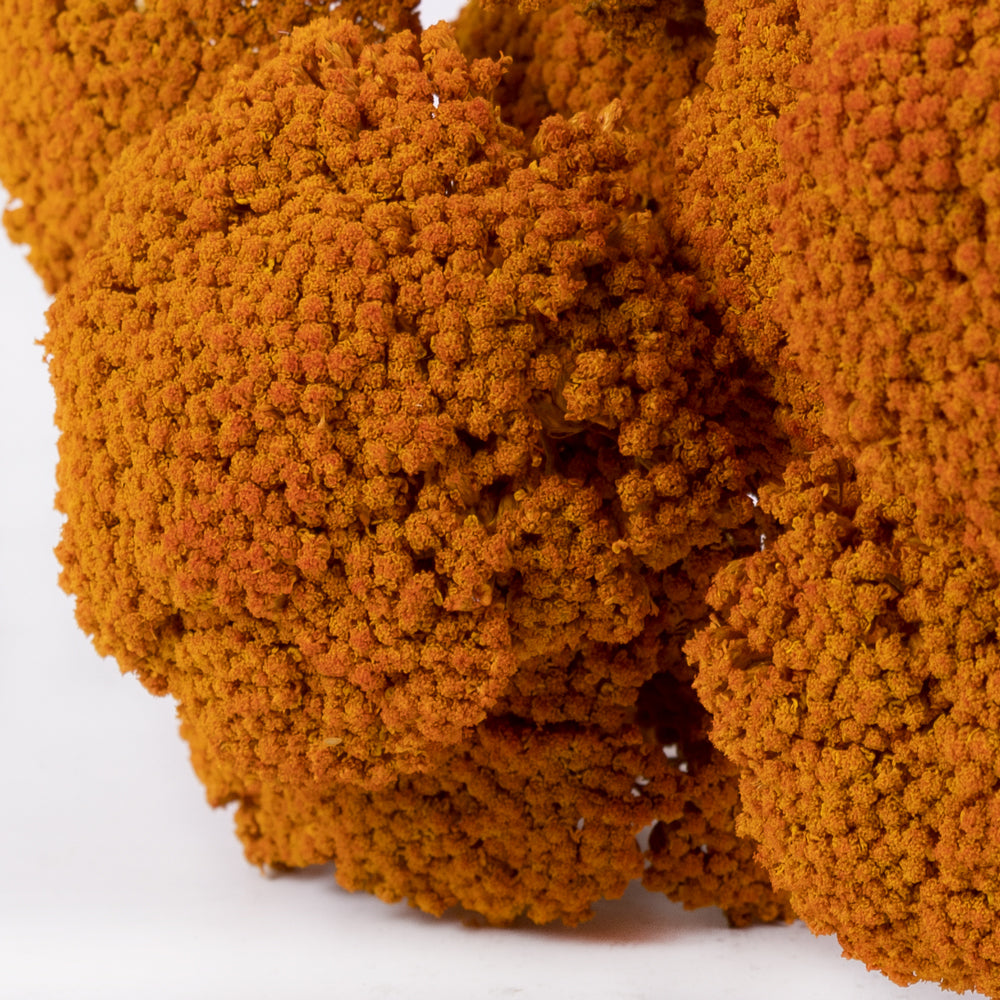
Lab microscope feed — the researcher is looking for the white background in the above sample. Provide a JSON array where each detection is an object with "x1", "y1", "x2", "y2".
[{"x1": 0, "y1": 2, "x2": 980, "y2": 996}]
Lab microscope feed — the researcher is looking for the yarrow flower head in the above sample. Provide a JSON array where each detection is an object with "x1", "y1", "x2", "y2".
[{"x1": 9, "y1": 0, "x2": 1000, "y2": 991}]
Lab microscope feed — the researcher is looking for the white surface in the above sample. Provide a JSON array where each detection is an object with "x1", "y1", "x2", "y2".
[{"x1": 0, "y1": 7, "x2": 980, "y2": 997}]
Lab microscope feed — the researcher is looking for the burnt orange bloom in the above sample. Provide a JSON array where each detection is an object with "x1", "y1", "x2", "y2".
[
  {"x1": 0, "y1": 0, "x2": 417, "y2": 293},
  {"x1": 479, "y1": 0, "x2": 709, "y2": 45},
  {"x1": 690, "y1": 448, "x2": 1000, "y2": 995},
  {"x1": 43, "y1": 15, "x2": 787, "y2": 925},
  {"x1": 774, "y1": 0, "x2": 1000, "y2": 568},
  {"x1": 459, "y1": 0, "x2": 819, "y2": 452},
  {"x1": 25, "y1": 0, "x2": 1000, "y2": 985}
]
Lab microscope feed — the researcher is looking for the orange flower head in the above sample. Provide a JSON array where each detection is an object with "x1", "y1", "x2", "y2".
[
  {"x1": 775, "y1": 0, "x2": 1000, "y2": 568},
  {"x1": 0, "y1": 0, "x2": 418, "y2": 293},
  {"x1": 43, "y1": 14, "x2": 790, "y2": 925},
  {"x1": 690, "y1": 448, "x2": 1000, "y2": 995}
]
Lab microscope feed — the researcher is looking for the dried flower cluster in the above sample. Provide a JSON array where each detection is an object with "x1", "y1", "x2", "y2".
[
  {"x1": 690, "y1": 448, "x2": 1000, "y2": 994},
  {"x1": 38, "y1": 12, "x2": 786, "y2": 926},
  {"x1": 5, "y1": 0, "x2": 1000, "y2": 993},
  {"x1": 0, "y1": 0, "x2": 423, "y2": 294},
  {"x1": 774, "y1": 0, "x2": 1000, "y2": 568}
]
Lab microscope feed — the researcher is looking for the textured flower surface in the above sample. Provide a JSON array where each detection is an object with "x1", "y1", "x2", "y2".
[
  {"x1": 775, "y1": 0, "x2": 1000, "y2": 568},
  {"x1": 42, "y1": 15, "x2": 789, "y2": 926},
  {"x1": 0, "y1": 0, "x2": 415, "y2": 292},
  {"x1": 690, "y1": 449, "x2": 1000, "y2": 995},
  {"x1": 8, "y1": 0, "x2": 1000, "y2": 990}
]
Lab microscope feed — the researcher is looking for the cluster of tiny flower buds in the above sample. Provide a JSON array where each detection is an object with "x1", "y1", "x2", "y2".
[
  {"x1": 9, "y1": 0, "x2": 1000, "y2": 990},
  {"x1": 41, "y1": 14, "x2": 786, "y2": 926}
]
